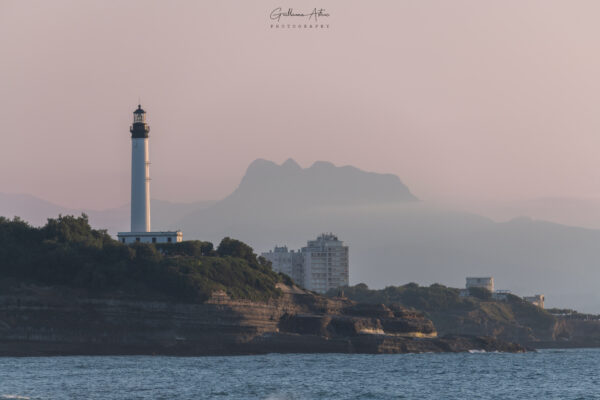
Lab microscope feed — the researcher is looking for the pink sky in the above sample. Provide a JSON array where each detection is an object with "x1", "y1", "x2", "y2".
[{"x1": 1, "y1": 0, "x2": 600, "y2": 210}]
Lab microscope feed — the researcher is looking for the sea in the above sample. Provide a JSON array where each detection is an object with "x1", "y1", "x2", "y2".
[{"x1": 1, "y1": 349, "x2": 599, "y2": 399}]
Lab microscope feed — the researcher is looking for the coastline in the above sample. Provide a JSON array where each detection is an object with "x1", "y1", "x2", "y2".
[{"x1": 0, "y1": 283, "x2": 526, "y2": 356}]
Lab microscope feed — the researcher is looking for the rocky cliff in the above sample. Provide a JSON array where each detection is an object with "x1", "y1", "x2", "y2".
[
  {"x1": 533, "y1": 317, "x2": 600, "y2": 348},
  {"x1": 0, "y1": 283, "x2": 524, "y2": 356}
]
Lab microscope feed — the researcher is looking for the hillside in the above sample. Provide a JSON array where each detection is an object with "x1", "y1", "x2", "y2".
[
  {"x1": 0, "y1": 215, "x2": 283, "y2": 303},
  {"x1": 330, "y1": 283, "x2": 558, "y2": 344}
]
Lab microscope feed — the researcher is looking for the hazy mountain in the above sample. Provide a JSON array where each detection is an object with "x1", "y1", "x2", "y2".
[
  {"x1": 176, "y1": 159, "x2": 600, "y2": 313},
  {"x1": 0, "y1": 193, "x2": 212, "y2": 235},
  {"x1": 456, "y1": 197, "x2": 600, "y2": 230},
  {"x1": 225, "y1": 158, "x2": 417, "y2": 208},
  {"x1": 0, "y1": 193, "x2": 72, "y2": 227}
]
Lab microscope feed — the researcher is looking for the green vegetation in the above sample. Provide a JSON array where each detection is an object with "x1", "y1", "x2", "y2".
[
  {"x1": 330, "y1": 282, "x2": 473, "y2": 311},
  {"x1": 0, "y1": 215, "x2": 285, "y2": 303},
  {"x1": 330, "y1": 283, "x2": 557, "y2": 341}
]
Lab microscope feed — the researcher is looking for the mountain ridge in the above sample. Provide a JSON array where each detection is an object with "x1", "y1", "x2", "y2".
[{"x1": 229, "y1": 158, "x2": 418, "y2": 208}]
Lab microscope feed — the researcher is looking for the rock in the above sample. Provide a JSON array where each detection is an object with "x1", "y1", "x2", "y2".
[{"x1": 0, "y1": 283, "x2": 525, "y2": 356}]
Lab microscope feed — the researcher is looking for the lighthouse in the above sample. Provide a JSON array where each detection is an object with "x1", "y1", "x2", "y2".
[
  {"x1": 117, "y1": 105, "x2": 183, "y2": 244},
  {"x1": 130, "y1": 105, "x2": 151, "y2": 232}
]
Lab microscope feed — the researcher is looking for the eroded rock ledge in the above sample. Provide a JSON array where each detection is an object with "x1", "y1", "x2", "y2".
[{"x1": 0, "y1": 283, "x2": 525, "y2": 356}]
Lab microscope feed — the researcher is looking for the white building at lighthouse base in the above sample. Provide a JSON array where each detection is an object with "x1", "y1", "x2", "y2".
[{"x1": 117, "y1": 231, "x2": 183, "y2": 244}]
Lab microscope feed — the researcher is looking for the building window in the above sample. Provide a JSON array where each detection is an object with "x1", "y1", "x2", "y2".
[
  {"x1": 168, "y1": 237, "x2": 172, "y2": 243},
  {"x1": 152, "y1": 237, "x2": 157, "y2": 243},
  {"x1": 136, "y1": 237, "x2": 140, "y2": 242},
  {"x1": 122, "y1": 238, "x2": 126, "y2": 243}
]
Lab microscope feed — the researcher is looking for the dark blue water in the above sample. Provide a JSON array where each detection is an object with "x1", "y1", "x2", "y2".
[{"x1": 1, "y1": 349, "x2": 599, "y2": 399}]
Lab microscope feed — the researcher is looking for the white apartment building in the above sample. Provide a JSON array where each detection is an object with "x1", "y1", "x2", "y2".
[
  {"x1": 302, "y1": 233, "x2": 349, "y2": 294},
  {"x1": 262, "y1": 233, "x2": 349, "y2": 294},
  {"x1": 261, "y1": 246, "x2": 304, "y2": 286}
]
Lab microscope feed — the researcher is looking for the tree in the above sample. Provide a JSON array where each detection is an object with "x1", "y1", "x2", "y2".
[{"x1": 217, "y1": 237, "x2": 255, "y2": 261}]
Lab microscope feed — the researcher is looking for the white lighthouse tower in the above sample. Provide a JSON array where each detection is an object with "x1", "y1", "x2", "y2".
[
  {"x1": 130, "y1": 105, "x2": 151, "y2": 232},
  {"x1": 118, "y1": 105, "x2": 183, "y2": 244}
]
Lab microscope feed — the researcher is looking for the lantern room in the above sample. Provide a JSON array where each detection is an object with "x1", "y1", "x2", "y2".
[{"x1": 133, "y1": 105, "x2": 146, "y2": 123}]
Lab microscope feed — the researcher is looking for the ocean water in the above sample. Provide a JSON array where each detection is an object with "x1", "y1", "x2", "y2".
[{"x1": 1, "y1": 349, "x2": 599, "y2": 399}]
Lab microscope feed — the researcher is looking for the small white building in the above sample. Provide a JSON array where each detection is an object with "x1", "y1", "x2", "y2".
[
  {"x1": 524, "y1": 294, "x2": 545, "y2": 308},
  {"x1": 466, "y1": 277, "x2": 494, "y2": 293},
  {"x1": 117, "y1": 231, "x2": 183, "y2": 244},
  {"x1": 492, "y1": 290, "x2": 511, "y2": 301}
]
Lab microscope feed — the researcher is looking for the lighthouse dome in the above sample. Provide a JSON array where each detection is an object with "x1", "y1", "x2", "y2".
[{"x1": 134, "y1": 104, "x2": 146, "y2": 114}]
